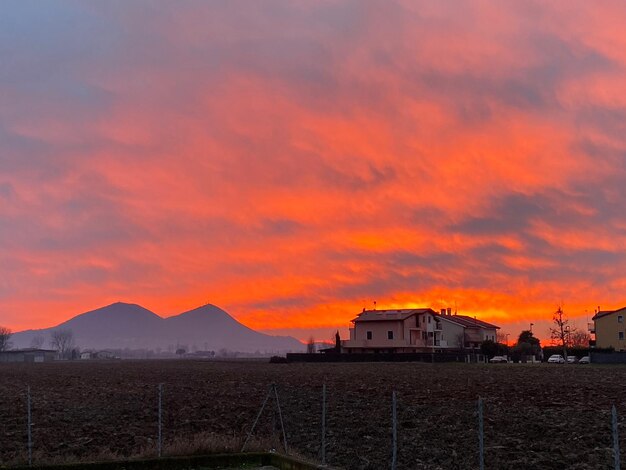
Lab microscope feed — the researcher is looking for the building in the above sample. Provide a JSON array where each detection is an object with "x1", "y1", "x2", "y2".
[
  {"x1": 342, "y1": 307, "x2": 499, "y2": 353},
  {"x1": 591, "y1": 306, "x2": 626, "y2": 350},
  {"x1": 0, "y1": 349, "x2": 58, "y2": 363},
  {"x1": 80, "y1": 350, "x2": 117, "y2": 360}
]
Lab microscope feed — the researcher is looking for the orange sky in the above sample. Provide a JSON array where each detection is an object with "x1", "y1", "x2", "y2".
[{"x1": 2, "y1": 1, "x2": 626, "y2": 342}]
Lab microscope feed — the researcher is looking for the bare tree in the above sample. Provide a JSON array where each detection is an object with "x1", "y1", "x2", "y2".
[
  {"x1": 570, "y1": 330, "x2": 591, "y2": 348},
  {"x1": 50, "y1": 329, "x2": 75, "y2": 360},
  {"x1": 550, "y1": 306, "x2": 576, "y2": 362},
  {"x1": 306, "y1": 336, "x2": 316, "y2": 354},
  {"x1": 0, "y1": 326, "x2": 12, "y2": 351},
  {"x1": 30, "y1": 335, "x2": 45, "y2": 349},
  {"x1": 456, "y1": 332, "x2": 466, "y2": 351}
]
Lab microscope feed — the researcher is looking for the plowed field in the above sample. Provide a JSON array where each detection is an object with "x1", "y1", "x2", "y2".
[{"x1": 0, "y1": 361, "x2": 624, "y2": 469}]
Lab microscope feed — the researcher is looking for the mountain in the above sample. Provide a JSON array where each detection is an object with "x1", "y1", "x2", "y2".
[{"x1": 11, "y1": 302, "x2": 304, "y2": 354}]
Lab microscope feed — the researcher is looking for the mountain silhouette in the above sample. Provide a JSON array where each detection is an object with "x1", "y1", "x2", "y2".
[{"x1": 11, "y1": 302, "x2": 304, "y2": 353}]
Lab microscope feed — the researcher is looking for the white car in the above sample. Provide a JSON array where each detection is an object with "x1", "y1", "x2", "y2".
[
  {"x1": 548, "y1": 354, "x2": 565, "y2": 364},
  {"x1": 566, "y1": 356, "x2": 577, "y2": 364},
  {"x1": 489, "y1": 356, "x2": 508, "y2": 363},
  {"x1": 579, "y1": 356, "x2": 590, "y2": 364}
]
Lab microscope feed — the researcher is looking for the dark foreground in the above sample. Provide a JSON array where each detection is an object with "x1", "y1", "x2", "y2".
[{"x1": 0, "y1": 361, "x2": 623, "y2": 470}]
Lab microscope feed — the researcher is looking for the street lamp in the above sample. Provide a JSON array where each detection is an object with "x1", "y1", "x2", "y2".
[{"x1": 530, "y1": 323, "x2": 534, "y2": 333}]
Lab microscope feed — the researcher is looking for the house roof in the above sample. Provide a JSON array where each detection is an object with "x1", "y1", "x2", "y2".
[
  {"x1": 438, "y1": 314, "x2": 500, "y2": 330},
  {"x1": 592, "y1": 307, "x2": 626, "y2": 321},
  {"x1": 351, "y1": 308, "x2": 500, "y2": 329},
  {"x1": 352, "y1": 308, "x2": 436, "y2": 323},
  {"x1": 0, "y1": 348, "x2": 57, "y2": 354}
]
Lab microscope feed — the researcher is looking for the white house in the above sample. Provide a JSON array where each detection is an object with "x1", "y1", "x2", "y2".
[{"x1": 342, "y1": 307, "x2": 499, "y2": 353}]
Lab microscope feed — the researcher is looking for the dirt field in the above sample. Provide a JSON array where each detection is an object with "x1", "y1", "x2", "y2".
[{"x1": 0, "y1": 360, "x2": 624, "y2": 470}]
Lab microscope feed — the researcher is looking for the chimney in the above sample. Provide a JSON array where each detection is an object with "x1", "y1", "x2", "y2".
[
  {"x1": 447, "y1": 307, "x2": 452, "y2": 316},
  {"x1": 440, "y1": 308, "x2": 446, "y2": 315}
]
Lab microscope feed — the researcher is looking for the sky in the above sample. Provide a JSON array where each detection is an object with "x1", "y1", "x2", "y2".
[{"x1": 2, "y1": 0, "x2": 626, "y2": 342}]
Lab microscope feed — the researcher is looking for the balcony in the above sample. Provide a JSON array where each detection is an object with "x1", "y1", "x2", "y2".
[{"x1": 588, "y1": 323, "x2": 595, "y2": 333}]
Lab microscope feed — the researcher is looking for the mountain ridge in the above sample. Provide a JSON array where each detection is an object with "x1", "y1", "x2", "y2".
[{"x1": 11, "y1": 302, "x2": 304, "y2": 354}]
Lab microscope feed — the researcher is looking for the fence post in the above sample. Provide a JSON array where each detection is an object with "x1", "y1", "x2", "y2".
[
  {"x1": 478, "y1": 397, "x2": 484, "y2": 470},
  {"x1": 321, "y1": 383, "x2": 326, "y2": 466},
  {"x1": 27, "y1": 386, "x2": 32, "y2": 467},
  {"x1": 273, "y1": 384, "x2": 288, "y2": 454},
  {"x1": 158, "y1": 384, "x2": 163, "y2": 458},
  {"x1": 391, "y1": 390, "x2": 397, "y2": 470},
  {"x1": 242, "y1": 386, "x2": 272, "y2": 452},
  {"x1": 613, "y1": 405, "x2": 621, "y2": 470}
]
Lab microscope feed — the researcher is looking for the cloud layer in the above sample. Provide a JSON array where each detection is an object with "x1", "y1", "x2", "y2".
[{"x1": 2, "y1": 0, "x2": 626, "y2": 340}]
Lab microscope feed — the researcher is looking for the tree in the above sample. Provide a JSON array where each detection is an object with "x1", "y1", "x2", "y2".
[
  {"x1": 456, "y1": 332, "x2": 466, "y2": 351},
  {"x1": 480, "y1": 340, "x2": 499, "y2": 358},
  {"x1": 481, "y1": 339, "x2": 510, "y2": 358},
  {"x1": 50, "y1": 329, "x2": 75, "y2": 360},
  {"x1": 306, "y1": 336, "x2": 316, "y2": 354},
  {"x1": 0, "y1": 326, "x2": 12, "y2": 351},
  {"x1": 570, "y1": 330, "x2": 591, "y2": 348},
  {"x1": 30, "y1": 335, "x2": 45, "y2": 349},
  {"x1": 512, "y1": 330, "x2": 541, "y2": 362},
  {"x1": 550, "y1": 306, "x2": 576, "y2": 362},
  {"x1": 496, "y1": 331, "x2": 508, "y2": 345}
]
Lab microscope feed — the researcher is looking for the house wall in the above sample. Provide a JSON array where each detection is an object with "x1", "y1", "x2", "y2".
[
  {"x1": 595, "y1": 312, "x2": 626, "y2": 350},
  {"x1": 439, "y1": 318, "x2": 465, "y2": 348},
  {"x1": 354, "y1": 319, "x2": 406, "y2": 343},
  {"x1": 0, "y1": 352, "x2": 25, "y2": 363}
]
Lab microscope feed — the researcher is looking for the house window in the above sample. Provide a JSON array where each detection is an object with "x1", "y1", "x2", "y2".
[
  {"x1": 619, "y1": 315, "x2": 624, "y2": 323},
  {"x1": 428, "y1": 316, "x2": 431, "y2": 324},
  {"x1": 388, "y1": 331, "x2": 394, "y2": 340},
  {"x1": 422, "y1": 332, "x2": 427, "y2": 340},
  {"x1": 366, "y1": 331, "x2": 373, "y2": 340},
  {"x1": 620, "y1": 332, "x2": 624, "y2": 341}
]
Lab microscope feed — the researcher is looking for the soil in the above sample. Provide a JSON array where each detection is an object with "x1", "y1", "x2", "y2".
[{"x1": 0, "y1": 360, "x2": 624, "y2": 470}]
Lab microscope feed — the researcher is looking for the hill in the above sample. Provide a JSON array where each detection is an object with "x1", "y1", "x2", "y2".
[{"x1": 11, "y1": 302, "x2": 304, "y2": 354}]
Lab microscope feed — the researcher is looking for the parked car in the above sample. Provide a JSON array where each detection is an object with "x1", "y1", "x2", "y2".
[
  {"x1": 579, "y1": 356, "x2": 590, "y2": 364},
  {"x1": 548, "y1": 354, "x2": 565, "y2": 364},
  {"x1": 489, "y1": 355, "x2": 508, "y2": 363}
]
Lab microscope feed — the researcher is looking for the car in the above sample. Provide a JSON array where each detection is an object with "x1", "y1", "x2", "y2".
[
  {"x1": 566, "y1": 356, "x2": 577, "y2": 364},
  {"x1": 489, "y1": 355, "x2": 508, "y2": 363},
  {"x1": 547, "y1": 354, "x2": 565, "y2": 364},
  {"x1": 579, "y1": 356, "x2": 590, "y2": 364}
]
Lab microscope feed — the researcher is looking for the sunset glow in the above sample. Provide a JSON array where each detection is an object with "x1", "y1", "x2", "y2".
[{"x1": 2, "y1": 1, "x2": 626, "y2": 341}]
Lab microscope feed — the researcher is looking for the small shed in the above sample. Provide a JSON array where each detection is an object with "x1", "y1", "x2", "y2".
[{"x1": 0, "y1": 349, "x2": 58, "y2": 363}]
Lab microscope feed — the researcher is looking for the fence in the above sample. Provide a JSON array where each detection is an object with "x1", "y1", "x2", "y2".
[
  {"x1": 1, "y1": 384, "x2": 624, "y2": 469},
  {"x1": 0, "y1": 361, "x2": 624, "y2": 470}
]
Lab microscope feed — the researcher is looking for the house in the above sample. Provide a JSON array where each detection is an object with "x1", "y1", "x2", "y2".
[
  {"x1": 591, "y1": 306, "x2": 626, "y2": 350},
  {"x1": 0, "y1": 349, "x2": 58, "y2": 363},
  {"x1": 341, "y1": 307, "x2": 499, "y2": 353},
  {"x1": 80, "y1": 350, "x2": 116, "y2": 360}
]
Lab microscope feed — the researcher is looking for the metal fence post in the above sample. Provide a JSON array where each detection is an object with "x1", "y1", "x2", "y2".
[
  {"x1": 478, "y1": 397, "x2": 484, "y2": 470},
  {"x1": 241, "y1": 386, "x2": 272, "y2": 452},
  {"x1": 391, "y1": 390, "x2": 397, "y2": 470},
  {"x1": 158, "y1": 384, "x2": 163, "y2": 458},
  {"x1": 273, "y1": 384, "x2": 288, "y2": 454},
  {"x1": 321, "y1": 383, "x2": 326, "y2": 466},
  {"x1": 613, "y1": 405, "x2": 621, "y2": 470},
  {"x1": 27, "y1": 386, "x2": 32, "y2": 467}
]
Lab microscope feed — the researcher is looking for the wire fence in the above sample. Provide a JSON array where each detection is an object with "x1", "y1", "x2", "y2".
[
  {"x1": 0, "y1": 382, "x2": 624, "y2": 470},
  {"x1": 3, "y1": 360, "x2": 626, "y2": 470}
]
